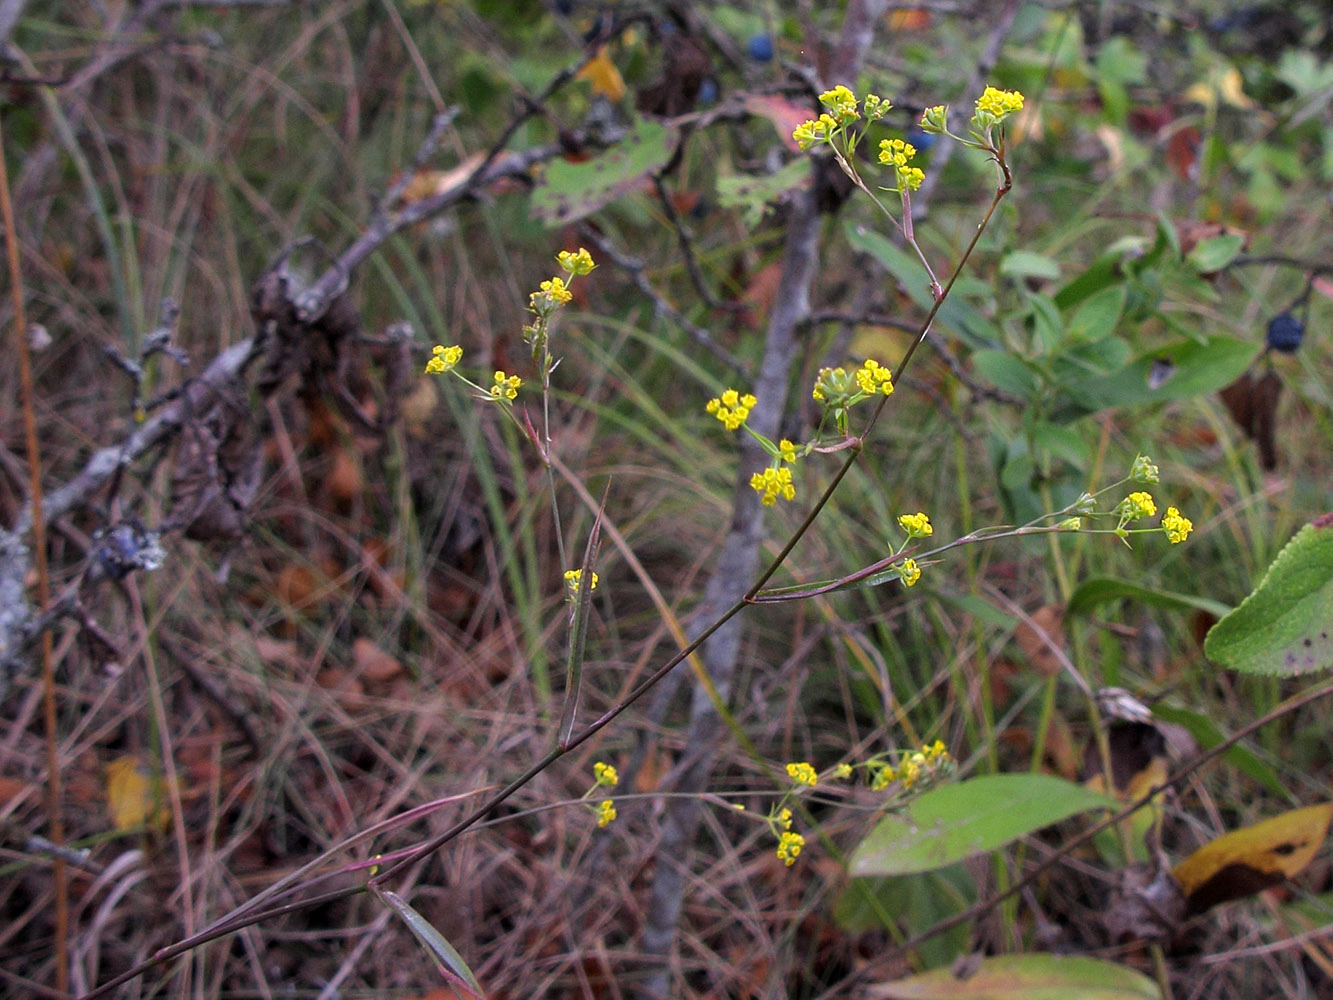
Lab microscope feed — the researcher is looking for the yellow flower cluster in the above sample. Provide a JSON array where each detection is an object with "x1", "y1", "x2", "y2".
[
  {"x1": 819, "y1": 84, "x2": 859, "y2": 124},
  {"x1": 1118, "y1": 491, "x2": 1157, "y2": 521},
  {"x1": 776, "y1": 830, "x2": 805, "y2": 867},
  {"x1": 424, "y1": 343, "x2": 463, "y2": 375},
  {"x1": 1162, "y1": 506, "x2": 1193, "y2": 544},
  {"x1": 706, "y1": 388, "x2": 756, "y2": 431},
  {"x1": 564, "y1": 568, "x2": 599, "y2": 596},
  {"x1": 898, "y1": 512, "x2": 933, "y2": 538},
  {"x1": 596, "y1": 799, "x2": 617, "y2": 828},
  {"x1": 785, "y1": 761, "x2": 818, "y2": 787},
  {"x1": 557, "y1": 247, "x2": 596, "y2": 276},
  {"x1": 870, "y1": 740, "x2": 951, "y2": 791},
  {"x1": 855, "y1": 358, "x2": 894, "y2": 396},
  {"x1": 490, "y1": 370, "x2": 522, "y2": 401},
  {"x1": 896, "y1": 558, "x2": 921, "y2": 587},
  {"x1": 878, "y1": 137, "x2": 924, "y2": 191},
  {"x1": 751, "y1": 466, "x2": 796, "y2": 506},
  {"x1": 793, "y1": 114, "x2": 836, "y2": 151},
  {"x1": 975, "y1": 86, "x2": 1024, "y2": 119},
  {"x1": 593, "y1": 761, "x2": 618, "y2": 786}
]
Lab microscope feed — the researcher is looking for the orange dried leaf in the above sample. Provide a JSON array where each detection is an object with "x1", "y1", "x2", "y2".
[
  {"x1": 1174, "y1": 803, "x2": 1333, "y2": 914},
  {"x1": 577, "y1": 46, "x2": 625, "y2": 101},
  {"x1": 105, "y1": 756, "x2": 170, "y2": 833}
]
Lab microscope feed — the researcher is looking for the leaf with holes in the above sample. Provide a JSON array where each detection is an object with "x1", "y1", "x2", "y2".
[
  {"x1": 530, "y1": 120, "x2": 677, "y2": 226},
  {"x1": 1204, "y1": 514, "x2": 1333, "y2": 675}
]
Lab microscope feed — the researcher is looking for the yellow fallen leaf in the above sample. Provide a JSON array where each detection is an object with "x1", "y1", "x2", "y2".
[
  {"x1": 577, "y1": 46, "x2": 625, "y2": 102},
  {"x1": 105, "y1": 756, "x2": 170, "y2": 833},
  {"x1": 1174, "y1": 802, "x2": 1333, "y2": 914}
]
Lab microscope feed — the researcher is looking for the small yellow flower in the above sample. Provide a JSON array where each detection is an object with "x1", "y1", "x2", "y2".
[
  {"x1": 785, "y1": 761, "x2": 818, "y2": 787},
  {"x1": 777, "y1": 807, "x2": 793, "y2": 831},
  {"x1": 793, "y1": 114, "x2": 837, "y2": 150},
  {"x1": 834, "y1": 762, "x2": 854, "y2": 780},
  {"x1": 749, "y1": 466, "x2": 796, "y2": 506},
  {"x1": 899, "y1": 755, "x2": 923, "y2": 789},
  {"x1": 1117, "y1": 491, "x2": 1157, "y2": 521},
  {"x1": 898, "y1": 512, "x2": 933, "y2": 538},
  {"x1": 424, "y1": 344, "x2": 463, "y2": 375},
  {"x1": 776, "y1": 830, "x2": 805, "y2": 867},
  {"x1": 538, "y1": 276, "x2": 573, "y2": 305},
  {"x1": 877, "y1": 137, "x2": 917, "y2": 167},
  {"x1": 897, "y1": 558, "x2": 921, "y2": 587},
  {"x1": 779, "y1": 438, "x2": 798, "y2": 464},
  {"x1": 924, "y1": 740, "x2": 949, "y2": 761},
  {"x1": 596, "y1": 799, "x2": 617, "y2": 828},
  {"x1": 593, "y1": 761, "x2": 618, "y2": 787},
  {"x1": 819, "y1": 84, "x2": 859, "y2": 124},
  {"x1": 564, "y1": 568, "x2": 599, "y2": 596},
  {"x1": 975, "y1": 86, "x2": 1024, "y2": 119},
  {"x1": 855, "y1": 358, "x2": 894, "y2": 396},
  {"x1": 707, "y1": 389, "x2": 757, "y2": 431},
  {"x1": 1058, "y1": 517, "x2": 1082, "y2": 532},
  {"x1": 490, "y1": 370, "x2": 522, "y2": 401},
  {"x1": 870, "y1": 764, "x2": 894, "y2": 790},
  {"x1": 557, "y1": 247, "x2": 596, "y2": 275},
  {"x1": 1161, "y1": 506, "x2": 1193, "y2": 544}
]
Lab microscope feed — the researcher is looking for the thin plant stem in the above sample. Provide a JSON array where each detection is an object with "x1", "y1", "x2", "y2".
[{"x1": 0, "y1": 113, "x2": 68, "y2": 997}]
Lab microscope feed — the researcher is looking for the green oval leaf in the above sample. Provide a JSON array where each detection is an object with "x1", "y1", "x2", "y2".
[
  {"x1": 1204, "y1": 515, "x2": 1333, "y2": 675},
  {"x1": 850, "y1": 774, "x2": 1115, "y2": 877},
  {"x1": 869, "y1": 954, "x2": 1160, "y2": 1000}
]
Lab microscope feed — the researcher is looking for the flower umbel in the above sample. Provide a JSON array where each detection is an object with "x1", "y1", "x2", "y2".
[
  {"x1": 974, "y1": 85, "x2": 1024, "y2": 121},
  {"x1": 786, "y1": 761, "x2": 818, "y2": 787},
  {"x1": 819, "y1": 84, "x2": 860, "y2": 124},
  {"x1": 490, "y1": 370, "x2": 522, "y2": 401},
  {"x1": 1117, "y1": 491, "x2": 1158, "y2": 522},
  {"x1": 706, "y1": 389, "x2": 757, "y2": 431},
  {"x1": 896, "y1": 558, "x2": 921, "y2": 587},
  {"x1": 776, "y1": 830, "x2": 805, "y2": 867},
  {"x1": 750, "y1": 466, "x2": 796, "y2": 506},
  {"x1": 424, "y1": 344, "x2": 463, "y2": 375},
  {"x1": 595, "y1": 799, "x2": 617, "y2": 828},
  {"x1": 593, "y1": 761, "x2": 618, "y2": 787},
  {"x1": 1130, "y1": 454, "x2": 1160, "y2": 484},
  {"x1": 563, "y1": 568, "x2": 599, "y2": 599},
  {"x1": 898, "y1": 512, "x2": 933, "y2": 538},
  {"x1": 855, "y1": 358, "x2": 895, "y2": 396},
  {"x1": 1161, "y1": 507, "x2": 1193, "y2": 544},
  {"x1": 557, "y1": 247, "x2": 596, "y2": 276}
]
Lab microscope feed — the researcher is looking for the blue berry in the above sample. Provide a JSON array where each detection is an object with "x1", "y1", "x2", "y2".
[
  {"x1": 747, "y1": 34, "x2": 774, "y2": 62},
  {"x1": 698, "y1": 78, "x2": 719, "y2": 105},
  {"x1": 1266, "y1": 312, "x2": 1304, "y2": 353},
  {"x1": 907, "y1": 127, "x2": 936, "y2": 151}
]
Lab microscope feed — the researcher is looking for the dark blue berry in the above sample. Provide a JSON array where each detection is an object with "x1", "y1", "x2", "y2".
[
  {"x1": 1266, "y1": 312, "x2": 1304, "y2": 353},
  {"x1": 907, "y1": 126, "x2": 936, "y2": 151},
  {"x1": 698, "y1": 78, "x2": 719, "y2": 105},
  {"x1": 747, "y1": 34, "x2": 774, "y2": 62}
]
